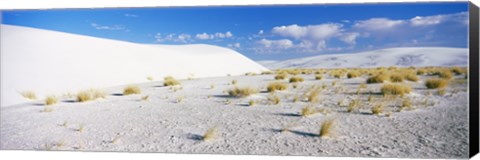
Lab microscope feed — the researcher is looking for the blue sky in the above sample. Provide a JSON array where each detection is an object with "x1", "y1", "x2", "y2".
[{"x1": 1, "y1": 2, "x2": 469, "y2": 60}]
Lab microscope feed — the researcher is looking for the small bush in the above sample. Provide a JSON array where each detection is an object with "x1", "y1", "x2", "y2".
[
  {"x1": 307, "y1": 88, "x2": 321, "y2": 103},
  {"x1": 202, "y1": 126, "x2": 219, "y2": 141},
  {"x1": 371, "y1": 104, "x2": 384, "y2": 115},
  {"x1": 20, "y1": 91, "x2": 37, "y2": 100},
  {"x1": 261, "y1": 71, "x2": 274, "y2": 75},
  {"x1": 401, "y1": 98, "x2": 412, "y2": 111},
  {"x1": 77, "y1": 89, "x2": 106, "y2": 102},
  {"x1": 228, "y1": 87, "x2": 258, "y2": 97},
  {"x1": 366, "y1": 74, "x2": 390, "y2": 83},
  {"x1": 301, "y1": 105, "x2": 317, "y2": 117},
  {"x1": 380, "y1": 84, "x2": 411, "y2": 96},
  {"x1": 451, "y1": 67, "x2": 464, "y2": 75},
  {"x1": 417, "y1": 69, "x2": 426, "y2": 75},
  {"x1": 164, "y1": 76, "x2": 180, "y2": 86},
  {"x1": 315, "y1": 74, "x2": 323, "y2": 80},
  {"x1": 319, "y1": 119, "x2": 335, "y2": 138},
  {"x1": 289, "y1": 76, "x2": 304, "y2": 83},
  {"x1": 434, "y1": 70, "x2": 453, "y2": 79},
  {"x1": 347, "y1": 71, "x2": 360, "y2": 78},
  {"x1": 275, "y1": 74, "x2": 287, "y2": 80},
  {"x1": 437, "y1": 89, "x2": 446, "y2": 96},
  {"x1": 390, "y1": 74, "x2": 404, "y2": 83},
  {"x1": 248, "y1": 100, "x2": 255, "y2": 106},
  {"x1": 347, "y1": 99, "x2": 360, "y2": 113},
  {"x1": 45, "y1": 95, "x2": 58, "y2": 105},
  {"x1": 405, "y1": 74, "x2": 419, "y2": 82},
  {"x1": 267, "y1": 82, "x2": 288, "y2": 92},
  {"x1": 231, "y1": 80, "x2": 238, "y2": 85},
  {"x1": 123, "y1": 85, "x2": 141, "y2": 95},
  {"x1": 268, "y1": 94, "x2": 281, "y2": 105},
  {"x1": 425, "y1": 78, "x2": 449, "y2": 89}
]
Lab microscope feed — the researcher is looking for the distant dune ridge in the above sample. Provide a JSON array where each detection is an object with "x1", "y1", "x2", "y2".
[
  {"x1": 0, "y1": 24, "x2": 268, "y2": 106},
  {"x1": 258, "y1": 47, "x2": 468, "y2": 69}
]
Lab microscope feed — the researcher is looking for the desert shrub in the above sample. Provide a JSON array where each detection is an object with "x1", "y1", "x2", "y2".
[
  {"x1": 301, "y1": 105, "x2": 317, "y2": 117},
  {"x1": 347, "y1": 71, "x2": 361, "y2": 78},
  {"x1": 77, "y1": 89, "x2": 106, "y2": 102},
  {"x1": 451, "y1": 67, "x2": 464, "y2": 75},
  {"x1": 371, "y1": 104, "x2": 384, "y2": 115},
  {"x1": 289, "y1": 76, "x2": 304, "y2": 83},
  {"x1": 433, "y1": 70, "x2": 453, "y2": 79},
  {"x1": 315, "y1": 74, "x2": 323, "y2": 80},
  {"x1": 425, "y1": 78, "x2": 449, "y2": 89},
  {"x1": 248, "y1": 100, "x2": 255, "y2": 106},
  {"x1": 261, "y1": 71, "x2": 274, "y2": 75},
  {"x1": 164, "y1": 76, "x2": 181, "y2": 86},
  {"x1": 228, "y1": 87, "x2": 258, "y2": 97},
  {"x1": 366, "y1": 74, "x2": 390, "y2": 83},
  {"x1": 203, "y1": 126, "x2": 219, "y2": 141},
  {"x1": 437, "y1": 89, "x2": 446, "y2": 96},
  {"x1": 400, "y1": 98, "x2": 412, "y2": 111},
  {"x1": 141, "y1": 95, "x2": 149, "y2": 101},
  {"x1": 267, "y1": 82, "x2": 288, "y2": 92},
  {"x1": 319, "y1": 119, "x2": 335, "y2": 138},
  {"x1": 147, "y1": 76, "x2": 154, "y2": 81},
  {"x1": 405, "y1": 73, "x2": 419, "y2": 82},
  {"x1": 20, "y1": 91, "x2": 37, "y2": 100},
  {"x1": 380, "y1": 84, "x2": 411, "y2": 96},
  {"x1": 389, "y1": 74, "x2": 404, "y2": 82},
  {"x1": 45, "y1": 95, "x2": 58, "y2": 105},
  {"x1": 347, "y1": 99, "x2": 360, "y2": 113},
  {"x1": 123, "y1": 85, "x2": 141, "y2": 95},
  {"x1": 245, "y1": 72, "x2": 257, "y2": 76},
  {"x1": 268, "y1": 94, "x2": 281, "y2": 105},
  {"x1": 416, "y1": 69, "x2": 426, "y2": 75},
  {"x1": 275, "y1": 74, "x2": 287, "y2": 80},
  {"x1": 307, "y1": 88, "x2": 321, "y2": 103}
]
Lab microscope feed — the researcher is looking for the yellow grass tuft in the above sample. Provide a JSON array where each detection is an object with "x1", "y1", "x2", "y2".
[
  {"x1": 425, "y1": 78, "x2": 449, "y2": 89},
  {"x1": 289, "y1": 76, "x2": 304, "y2": 83},
  {"x1": 380, "y1": 84, "x2": 411, "y2": 96},
  {"x1": 319, "y1": 119, "x2": 335, "y2": 138},
  {"x1": 268, "y1": 94, "x2": 281, "y2": 105},
  {"x1": 390, "y1": 74, "x2": 404, "y2": 83},
  {"x1": 437, "y1": 89, "x2": 446, "y2": 96},
  {"x1": 141, "y1": 95, "x2": 149, "y2": 101},
  {"x1": 164, "y1": 76, "x2": 181, "y2": 86},
  {"x1": 123, "y1": 85, "x2": 141, "y2": 95},
  {"x1": 45, "y1": 95, "x2": 58, "y2": 105},
  {"x1": 366, "y1": 74, "x2": 390, "y2": 83},
  {"x1": 146, "y1": 76, "x2": 154, "y2": 81},
  {"x1": 275, "y1": 73, "x2": 288, "y2": 80},
  {"x1": 248, "y1": 100, "x2": 255, "y2": 106},
  {"x1": 76, "y1": 89, "x2": 106, "y2": 102},
  {"x1": 307, "y1": 88, "x2": 321, "y2": 103},
  {"x1": 227, "y1": 87, "x2": 258, "y2": 97},
  {"x1": 400, "y1": 98, "x2": 412, "y2": 111},
  {"x1": 20, "y1": 91, "x2": 37, "y2": 100},
  {"x1": 435, "y1": 70, "x2": 453, "y2": 79},
  {"x1": 405, "y1": 73, "x2": 419, "y2": 82},
  {"x1": 202, "y1": 126, "x2": 219, "y2": 141},
  {"x1": 347, "y1": 71, "x2": 361, "y2": 78},
  {"x1": 315, "y1": 74, "x2": 323, "y2": 80},
  {"x1": 301, "y1": 105, "x2": 317, "y2": 117},
  {"x1": 267, "y1": 82, "x2": 288, "y2": 92},
  {"x1": 371, "y1": 104, "x2": 384, "y2": 115}
]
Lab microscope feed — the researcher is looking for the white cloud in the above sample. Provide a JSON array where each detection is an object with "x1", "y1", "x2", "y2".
[
  {"x1": 339, "y1": 32, "x2": 360, "y2": 45},
  {"x1": 258, "y1": 30, "x2": 264, "y2": 35},
  {"x1": 353, "y1": 18, "x2": 405, "y2": 30},
  {"x1": 228, "y1": 43, "x2": 241, "y2": 48},
  {"x1": 410, "y1": 11, "x2": 468, "y2": 26},
  {"x1": 90, "y1": 23, "x2": 127, "y2": 31},
  {"x1": 124, "y1": 14, "x2": 138, "y2": 18},
  {"x1": 155, "y1": 33, "x2": 192, "y2": 43},
  {"x1": 258, "y1": 39, "x2": 293, "y2": 49},
  {"x1": 195, "y1": 33, "x2": 213, "y2": 40},
  {"x1": 272, "y1": 23, "x2": 343, "y2": 40},
  {"x1": 195, "y1": 31, "x2": 233, "y2": 40}
]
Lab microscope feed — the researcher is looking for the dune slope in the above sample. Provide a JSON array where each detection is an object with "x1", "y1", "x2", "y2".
[
  {"x1": 258, "y1": 47, "x2": 468, "y2": 69},
  {"x1": 0, "y1": 24, "x2": 268, "y2": 106}
]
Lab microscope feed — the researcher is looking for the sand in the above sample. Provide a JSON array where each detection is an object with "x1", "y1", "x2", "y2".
[{"x1": 0, "y1": 73, "x2": 469, "y2": 158}]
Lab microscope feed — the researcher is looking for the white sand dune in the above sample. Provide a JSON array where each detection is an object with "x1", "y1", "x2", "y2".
[
  {"x1": 0, "y1": 24, "x2": 268, "y2": 106},
  {"x1": 258, "y1": 47, "x2": 468, "y2": 69}
]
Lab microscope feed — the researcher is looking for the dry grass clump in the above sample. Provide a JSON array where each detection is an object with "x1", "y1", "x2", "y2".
[
  {"x1": 366, "y1": 74, "x2": 390, "y2": 83},
  {"x1": 405, "y1": 73, "x2": 419, "y2": 82},
  {"x1": 371, "y1": 104, "x2": 384, "y2": 115},
  {"x1": 267, "y1": 82, "x2": 288, "y2": 92},
  {"x1": 425, "y1": 78, "x2": 449, "y2": 89},
  {"x1": 301, "y1": 105, "x2": 317, "y2": 117},
  {"x1": 400, "y1": 98, "x2": 412, "y2": 111},
  {"x1": 141, "y1": 95, "x2": 149, "y2": 101},
  {"x1": 289, "y1": 76, "x2": 304, "y2": 83},
  {"x1": 268, "y1": 94, "x2": 281, "y2": 105},
  {"x1": 275, "y1": 74, "x2": 287, "y2": 80},
  {"x1": 202, "y1": 126, "x2": 219, "y2": 141},
  {"x1": 417, "y1": 69, "x2": 426, "y2": 75},
  {"x1": 227, "y1": 87, "x2": 258, "y2": 97},
  {"x1": 45, "y1": 95, "x2": 58, "y2": 105},
  {"x1": 164, "y1": 76, "x2": 181, "y2": 86},
  {"x1": 437, "y1": 89, "x2": 446, "y2": 96},
  {"x1": 77, "y1": 89, "x2": 106, "y2": 102},
  {"x1": 319, "y1": 119, "x2": 335, "y2": 138},
  {"x1": 146, "y1": 76, "x2": 154, "y2": 81},
  {"x1": 20, "y1": 91, "x2": 37, "y2": 100},
  {"x1": 433, "y1": 70, "x2": 453, "y2": 79},
  {"x1": 347, "y1": 71, "x2": 361, "y2": 78},
  {"x1": 123, "y1": 85, "x2": 141, "y2": 95},
  {"x1": 347, "y1": 99, "x2": 360, "y2": 112},
  {"x1": 231, "y1": 80, "x2": 238, "y2": 85},
  {"x1": 380, "y1": 84, "x2": 411, "y2": 96},
  {"x1": 315, "y1": 74, "x2": 323, "y2": 80},
  {"x1": 451, "y1": 67, "x2": 464, "y2": 75},
  {"x1": 245, "y1": 72, "x2": 257, "y2": 76},
  {"x1": 261, "y1": 71, "x2": 274, "y2": 75},
  {"x1": 248, "y1": 100, "x2": 255, "y2": 106},
  {"x1": 307, "y1": 88, "x2": 321, "y2": 103},
  {"x1": 390, "y1": 74, "x2": 404, "y2": 83}
]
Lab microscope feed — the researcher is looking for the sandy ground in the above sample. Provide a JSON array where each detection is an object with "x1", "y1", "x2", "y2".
[{"x1": 0, "y1": 74, "x2": 469, "y2": 158}]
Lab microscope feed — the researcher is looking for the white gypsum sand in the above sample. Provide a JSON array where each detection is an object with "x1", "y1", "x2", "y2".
[
  {"x1": 0, "y1": 24, "x2": 268, "y2": 106},
  {"x1": 257, "y1": 47, "x2": 468, "y2": 69},
  {"x1": 0, "y1": 73, "x2": 469, "y2": 158}
]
